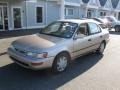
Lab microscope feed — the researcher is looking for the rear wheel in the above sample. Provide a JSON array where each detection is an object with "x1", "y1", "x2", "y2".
[
  {"x1": 97, "y1": 42, "x2": 106, "y2": 54},
  {"x1": 52, "y1": 53, "x2": 70, "y2": 73}
]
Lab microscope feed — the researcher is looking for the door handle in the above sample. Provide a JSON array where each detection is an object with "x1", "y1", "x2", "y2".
[{"x1": 88, "y1": 39, "x2": 92, "y2": 41}]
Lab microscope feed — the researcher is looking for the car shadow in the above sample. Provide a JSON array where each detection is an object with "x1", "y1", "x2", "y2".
[
  {"x1": 0, "y1": 53, "x2": 103, "y2": 90},
  {"x1": 109, "y1": 31, "x2": 120, "y2": 35}
]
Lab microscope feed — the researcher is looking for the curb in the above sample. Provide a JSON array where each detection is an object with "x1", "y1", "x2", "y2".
[{"x1": 0, "y1": 29, "x2": 42, "y2": 39}]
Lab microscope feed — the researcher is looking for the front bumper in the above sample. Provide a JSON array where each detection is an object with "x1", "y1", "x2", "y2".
[{"x1": 8, "y1": 48, "x2": 54, "y2": 70}]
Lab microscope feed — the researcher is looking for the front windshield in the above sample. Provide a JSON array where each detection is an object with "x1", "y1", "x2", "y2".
[{"x1": 40, "y1": 21, "x2": 78, "y2": 38}]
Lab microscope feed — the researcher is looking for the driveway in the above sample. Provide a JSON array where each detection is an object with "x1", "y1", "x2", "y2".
[{"x1": 0, "y1": 31, "x2": 120, "y2": 90}]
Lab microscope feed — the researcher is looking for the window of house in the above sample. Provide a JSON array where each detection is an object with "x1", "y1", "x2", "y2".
[
  {"x1": 104, "y1": 12, "x2": 106, "y2": 16},
  {"x1": 65, "y1": 8, "x2": 74, "y2": 16},
  {"x1": 100, "y1": 11, "x2": 106, "y2": 16},
  {"x1": 36, "y1": 7, "x2": 43, "y2": 23},
  {"x1": 87, "y1": 10, "x2": 93, "y2": 18}
]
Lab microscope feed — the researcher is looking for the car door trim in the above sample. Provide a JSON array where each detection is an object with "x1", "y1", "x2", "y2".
[{"x1": 72, "y1": 42, "x2": 101, "y2": 53}]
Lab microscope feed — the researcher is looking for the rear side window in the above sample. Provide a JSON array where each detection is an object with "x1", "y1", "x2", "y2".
[{"x1": 88, "y1": 23, "x2": 101, "y2": 35}]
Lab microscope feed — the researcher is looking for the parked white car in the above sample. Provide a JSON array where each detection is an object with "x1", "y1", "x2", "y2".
[
  {"x1": 8, "y1": 19, "x2": 109, "y2": 73},
  {"x1": 103, "y1": 16, "x2": 120, "y2": 32},
  {"x1": 92, "y1": 18, "x2": 111, "y2": 29}
]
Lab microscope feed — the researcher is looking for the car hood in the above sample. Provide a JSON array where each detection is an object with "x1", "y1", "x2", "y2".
[{"x1": 12, "y1": 34, "x2": 66, "y2": 52}]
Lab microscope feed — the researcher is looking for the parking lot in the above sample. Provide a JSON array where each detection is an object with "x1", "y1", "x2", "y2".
[{"x1": 0, "y1": 31, "x2": 120, "y2": 90}]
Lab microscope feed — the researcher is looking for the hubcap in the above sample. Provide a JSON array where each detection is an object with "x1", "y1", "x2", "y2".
[
  {"x1": 57, "y1": 56, "x2": 68, "y2": 72},
  {"x1": 100, "y1": 43, "x2": 105, "y2": 53}
]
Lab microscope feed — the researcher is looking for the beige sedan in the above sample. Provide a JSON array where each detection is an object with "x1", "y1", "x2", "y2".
[{"x1": 8, "y1": 19, "x2": 109, "y2": 73}]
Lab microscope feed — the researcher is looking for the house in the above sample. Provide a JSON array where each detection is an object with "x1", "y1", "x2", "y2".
[
  {"x1": 0, "y1": 0, "x2": 120, "y2": 31},
  {"x1": 0, "y1": 0, "x2": 64, "y2": 31}
]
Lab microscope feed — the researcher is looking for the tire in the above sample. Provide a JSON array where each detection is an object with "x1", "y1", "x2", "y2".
[
  {"x1": 115, "y1": 26, "x2": 120, "y2": 32},
  {"x1": 97, "y1": 42, "x2": 106, "y2": 55},
  {"x1": 52, "y1": 52, "x2": 70, "y2": 73}
]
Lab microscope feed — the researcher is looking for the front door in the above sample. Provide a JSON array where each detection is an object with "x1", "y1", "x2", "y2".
[
  {"x1": 88, "y1": 22, "x2": 103, "y2": 50},
  {"x1": 13, "y1": 7, "x2": 22, "y2": 29}
]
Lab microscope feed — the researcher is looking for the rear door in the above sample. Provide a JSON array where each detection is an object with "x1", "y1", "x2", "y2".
[{"x1": 88, "y1": 22, "x2": 103, "y2": 50}]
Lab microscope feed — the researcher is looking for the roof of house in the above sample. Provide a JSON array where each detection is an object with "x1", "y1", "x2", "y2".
[
  {"x1": 99, "y1": 0, "x2": 107, "y2": 6},
  {"x1": 111, "y1": 0, "x2": 119, "y2": 8},
  {"x1": 82, "y1": 0, "x2": 90, "y2": 4}
]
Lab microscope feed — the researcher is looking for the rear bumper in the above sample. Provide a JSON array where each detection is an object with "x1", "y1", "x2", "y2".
[{"x1": 8, "y1": 48, "x2": 54, "y2": 70}]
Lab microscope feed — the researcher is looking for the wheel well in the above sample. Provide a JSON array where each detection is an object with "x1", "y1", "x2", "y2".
[{"x1": 54, "y1": 51, "x2": 71, "y2": 61}]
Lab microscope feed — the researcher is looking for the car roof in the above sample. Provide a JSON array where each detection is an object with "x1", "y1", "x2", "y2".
[{"x1": 58, "y1": 19, "x2": 102, "y2": 24}]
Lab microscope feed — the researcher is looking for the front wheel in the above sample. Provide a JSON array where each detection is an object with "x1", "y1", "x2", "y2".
[
  {"x1": 52, "y1": 53, "x2": 70, "y2": 73},
  {"x1": 97, "y1": 42, "x2": 106, "y2": 54}
]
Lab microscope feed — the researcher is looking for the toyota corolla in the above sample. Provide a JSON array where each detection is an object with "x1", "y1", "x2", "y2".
[{"x1": 8, "y1": 19, "x2": 109, "y2": 73}]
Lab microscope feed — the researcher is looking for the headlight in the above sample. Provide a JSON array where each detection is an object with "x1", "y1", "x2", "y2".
[
  {"x1": 36, "y1": 52, "x2": 48, "y2": 58},
  {"x1": 27, "y1": 52, "x2": 48, "y2": 59}
]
